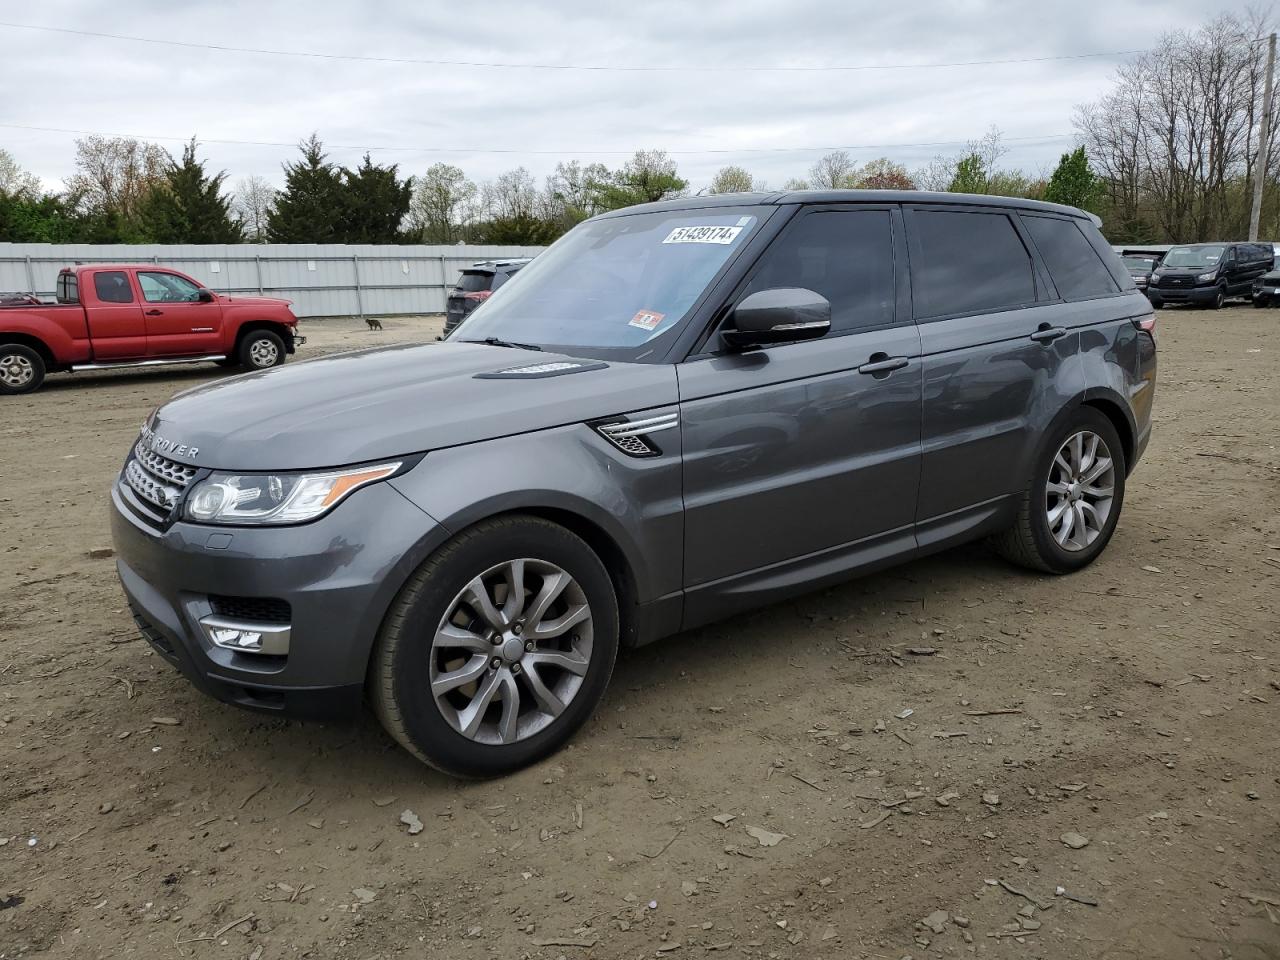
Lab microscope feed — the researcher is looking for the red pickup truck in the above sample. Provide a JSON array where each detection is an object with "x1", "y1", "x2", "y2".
[{"x1": 0, "y1": 264, "x2": 303, "y2": 394}]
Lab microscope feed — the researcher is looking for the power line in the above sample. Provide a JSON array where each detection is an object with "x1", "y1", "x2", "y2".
[
  {"x1": 0, "y1": 122, "x2": 1076, "y2": 157},
  {"x1": 0, "y1": 21, "x2": 1145, "y2": 73}
]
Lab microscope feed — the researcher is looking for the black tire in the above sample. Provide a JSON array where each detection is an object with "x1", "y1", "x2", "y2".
[
  {"x1": 1210, "y1": 285, "x2": 1226, "y2": 309},
  {"x1": 371, "y1": 515, "x2": 619, "y2": 778},
  {"x1": 991, "y1": 407, "x2": 1127, "y2": 575},
  {"x1": 0, "y1": 344, "x2": 46, "y2": 395},
  {"x1": 238, "y1": 329, "x2": 287, "y2": 370}
]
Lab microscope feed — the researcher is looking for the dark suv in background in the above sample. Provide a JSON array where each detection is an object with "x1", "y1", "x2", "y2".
[
  {"x1": 112, "y1": 191, "x2": 1156, "y2": 778},
  {"x1": 443, "y1": 259, "x2": 532, "y2": 336},
  {"x1": 1148, "y1": 242, "x2": 1272, "y2": 308}
]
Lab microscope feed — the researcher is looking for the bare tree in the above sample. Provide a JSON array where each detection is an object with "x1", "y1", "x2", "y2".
[
  {"x1": 808, "y1": 150, "x2": 858, "y2": 188},
  {"x1": 64, "y1": 135, "x2": 167, "y2": 218},
  {"x1": 232, "y1": 175, "x2": 277, "y2": 242},
  {"x1": 409, "y1": 163, "x2": 477, "y2": 242},
  {"x1": 1077, "y1": 11, "x2": 1280, "y2": 241},
  {"x1": 0, "y1": 148, "x2": 41, "y2": 198}
]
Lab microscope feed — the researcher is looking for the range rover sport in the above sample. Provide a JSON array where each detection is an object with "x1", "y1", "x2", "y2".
[{"x1": 110, "y1": 190, "x2": 1156, "y2": 777}]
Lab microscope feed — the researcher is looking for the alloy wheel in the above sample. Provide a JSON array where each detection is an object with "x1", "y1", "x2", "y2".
[
  {"x1": 429, "y1": 559, "x2": 593, "y2": 745},
  {"x1": 0, "y1": 353, "x2": 34, "y2": 388},
  {"x1": 1045, "y1": 430, "x2": 1115, "y2": 552}
]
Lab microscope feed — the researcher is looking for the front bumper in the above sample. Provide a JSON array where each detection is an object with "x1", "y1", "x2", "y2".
[
  {"x1": 110, "y1": 478, "x2": 441, "y2": 720},
  {"x1": 1148, "y1": 283, "x2": 1217, "y2": 304}
]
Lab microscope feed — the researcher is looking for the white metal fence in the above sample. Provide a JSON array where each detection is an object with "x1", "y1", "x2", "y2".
[{"x1": 0, "y1": 242, "x2": 547, "y2": 318}]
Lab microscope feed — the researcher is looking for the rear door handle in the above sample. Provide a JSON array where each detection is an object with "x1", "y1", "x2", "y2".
[
  {"x1": 857, "y1": 354, "x2": 910, "y2": 375},
  {"x1": 1030, "y1": 325, "x2": 1067, "y2": 343},
  {"x1": 145, "y1": 309, "x2": 163, "y2": 316}
]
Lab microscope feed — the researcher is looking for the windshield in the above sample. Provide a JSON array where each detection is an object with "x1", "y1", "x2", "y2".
[
  {"x1": 1122, "y1": 256, "x2": 1155, "y2": 272},
  {"x1": 1162, "y1": 245, "x2": 1224, "y2": 269},
  {"x1": 450, "y1": 207, "x2": 764, "y2": 360}
]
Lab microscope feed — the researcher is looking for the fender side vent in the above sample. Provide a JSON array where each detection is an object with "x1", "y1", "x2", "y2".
[{"x1": 594, "y1": 412, "x2": 679, "y2": 458}]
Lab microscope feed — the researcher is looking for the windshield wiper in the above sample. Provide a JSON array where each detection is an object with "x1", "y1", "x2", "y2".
[{"x1": 460, "y1": 336, "x2": 543, "y2": 352}]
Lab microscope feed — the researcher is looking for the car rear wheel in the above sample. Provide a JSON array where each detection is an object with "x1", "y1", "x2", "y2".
[
  {"x1": 0, "y1": 344, "x2": 46, "y2": 395},
  {"x1": 371, "y1": 515, "x2": 619, "y2": 777},
  {"x1": 239, "y1": 329, "x2": 286, "y2": 370},
  {"x1": 991, "y1": 408, "x2": 1127, "y2": 574}
]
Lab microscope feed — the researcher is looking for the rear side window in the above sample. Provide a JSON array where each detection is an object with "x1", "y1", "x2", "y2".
[
  {"x1": 910, "y1": 210, "x2": 1035, "y2": 319},
  {"x1": 56, "y1": 273, "x2": 79, "y2": 304},
  {"x1": 1022, "y1": 216, "x2": 1119, "y2": 301},
  {"x1": 93, "y1": 271, "x2": 134, "y2": 304},
  {"x1": 742, "y1": 209, "x2": 895, "y2": 334},
  {"x1": 456, "y1": 272, "x2": 493, "y2": 293}
]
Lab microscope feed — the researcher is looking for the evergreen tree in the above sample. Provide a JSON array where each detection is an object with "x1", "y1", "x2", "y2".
[
  {"x1": 1043, "y1": 146, "x2": 1101, "y2": 212},
  {"x1": 139, "y1": 140, "x2": 243, "y2": 243},
  {"x1": 591, "y1": 150, "x2": 687, "y2": 210},
  {"x1": 267, "y1": 135, "x2": 346, "y2": 242},
  {"x1": 339, "y1": 154, "x2": 413, "y2": 243}
]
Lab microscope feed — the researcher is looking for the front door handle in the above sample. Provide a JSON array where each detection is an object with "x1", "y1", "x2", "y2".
[
  {"x1": 1030, "y1": 325, "x2": 1067, "y2": 343},
  {"x1": 857, "y1": 354, "x2": 910, "y2": 375},
  {"x1": 145, "y1": 309, "x2": 163, "y2": 316}
]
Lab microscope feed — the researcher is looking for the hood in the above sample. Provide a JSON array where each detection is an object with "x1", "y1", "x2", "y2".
[
  {"x1": 220, "y1": 294, "x2": 292, "y2": 308},
  {"x1": 149, "y1": 341, "x2": 678, "y2": 470}
]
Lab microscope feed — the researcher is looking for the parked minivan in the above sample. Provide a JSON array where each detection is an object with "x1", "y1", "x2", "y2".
[
  {"x1": 111, "y1": 191, "x2": 1156, "y2": 777},
  {"x1": 1148, "y1": 241, "x2": 1273, "y2": 308}
]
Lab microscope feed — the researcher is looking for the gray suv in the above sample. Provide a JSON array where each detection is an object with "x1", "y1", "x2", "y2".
[{"x1": 111, "y1": 191, "x2": 1157, "y2": 777}]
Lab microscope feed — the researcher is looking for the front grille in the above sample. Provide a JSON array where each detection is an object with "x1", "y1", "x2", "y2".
[
  {"x1": 209, "y1": 595, "x2": 292, "y2": 624},
  {"x1": 123, "y1": 440, "x2": 197, "y2": 517}
]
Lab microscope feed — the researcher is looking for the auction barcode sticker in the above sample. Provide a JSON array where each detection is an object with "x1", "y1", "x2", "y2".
[{"x1": 662, "y1": 225, "x2": 743, "y2": 245}]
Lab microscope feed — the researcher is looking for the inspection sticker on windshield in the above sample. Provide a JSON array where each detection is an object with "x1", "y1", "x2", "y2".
[
  {"x1": 663, "y1": 225, "x2": 743, "y2": 245},
  {"x1": 629, "y1": 309, "x2": 665, "y2": 331}
]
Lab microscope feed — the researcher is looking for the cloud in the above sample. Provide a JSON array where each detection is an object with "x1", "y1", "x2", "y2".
[{"x1": 0, "y1": 0, "x2": 1231, "y2": 194}]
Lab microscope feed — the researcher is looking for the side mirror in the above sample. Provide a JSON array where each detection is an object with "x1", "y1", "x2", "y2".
[
  {"x1": 197, "y1": 288, "x2": 216, "y2": 303},
  {"x1": 722, "y1": 287, "x2": 831, "y2": 350}
]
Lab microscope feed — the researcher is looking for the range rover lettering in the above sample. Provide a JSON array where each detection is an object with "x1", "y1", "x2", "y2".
[{"x1": 111, "y1": 190, "x2": 1156, "y2": 777}]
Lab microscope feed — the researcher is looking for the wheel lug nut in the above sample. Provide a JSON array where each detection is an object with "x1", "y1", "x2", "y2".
[
  {"x1": 491, "y1": 657, "x2": 501, "y2": 669},
  {"x1": 525, "y1": 641, "x2": 534, "y2": 652},
  {"x1": 512, "y1": 623, "x2": 522, "y2": 635},
  {"x1": 511, "y1": 664, "x2": 522, "y2": 676}
]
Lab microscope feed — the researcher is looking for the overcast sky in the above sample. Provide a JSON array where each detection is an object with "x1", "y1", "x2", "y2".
[{"x1": 0, "y1": 1, "x2": 1250, "y2": 195}]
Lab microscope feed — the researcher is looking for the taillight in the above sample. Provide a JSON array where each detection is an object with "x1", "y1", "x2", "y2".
[
  {"x1": 463, "y1": 290, "x2": 492, "y2": 302},
  {"x1": 1133, "y1": 315, "x2": 1156, "y2": 333}
]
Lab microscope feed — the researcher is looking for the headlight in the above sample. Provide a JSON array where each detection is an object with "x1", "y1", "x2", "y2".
[
  {"x1": 1197, "y1": 271, "x2": 1216, "y2": 282},
  {"x1": 185, "y1": 462, "x2": 402, "y2": 525}
]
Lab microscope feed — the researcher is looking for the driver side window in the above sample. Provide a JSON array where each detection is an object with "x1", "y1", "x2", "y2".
[
  {"x1": 138, "y1": 272, "x2": 201, "y2": 303},
  {"x1": 739, "y1": 209, "x2": 896, "y2": 335}
]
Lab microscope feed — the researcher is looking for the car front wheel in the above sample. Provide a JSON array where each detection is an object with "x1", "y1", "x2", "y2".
[
  {"x1": 992, "y1": 408, "x2": 1127, "y2": 574},
  {"x1": 371, "y1": 515, "x2": 619, "y2": 777},
  {"x1": 239, "y1": 329, "x2": 287, "y2": 370}
]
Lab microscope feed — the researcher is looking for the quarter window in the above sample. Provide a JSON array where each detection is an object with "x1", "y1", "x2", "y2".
[
  {"x1": 1022, "y1": 215, "x2": 1119, "y2": 300},
  {"x1": 911, "y1": 210, "x2": 1035, "y2": 319},
  {"x1": 138, "y1": 272, "x2": 202, "y2": 303},
  {"x1": 742, "y1": 209, "x2": 895, "y2": 334},
  {"x1": 93, "y1": 271, "x2": 134, "y2": 304}
]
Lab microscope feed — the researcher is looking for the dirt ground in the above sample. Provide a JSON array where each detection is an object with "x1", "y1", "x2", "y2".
[{"x1": 1, "y1": 308, "x2": 1278, "y2": 960}]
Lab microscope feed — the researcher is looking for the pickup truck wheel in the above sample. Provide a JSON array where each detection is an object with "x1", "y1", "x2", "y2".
[
  {"x1": 239, "y1": 330, "x2": 286, "y2": 370},
  {"x1": 371, "y1": 515, "x2": 619, "y2": 778},
  {"x1": 991, "y1": 408, "x2": 1127, "y2": 574},
  {"x1": 0, "y1": 345, "x2": 45, "y2": 395}
]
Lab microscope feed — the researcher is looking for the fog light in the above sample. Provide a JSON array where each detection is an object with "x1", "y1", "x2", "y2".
[{"x1": 199, "y1": 614, "x2": 291, "y2": 656}]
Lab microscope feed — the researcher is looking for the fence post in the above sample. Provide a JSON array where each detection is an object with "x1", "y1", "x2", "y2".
[
  {"x1": 438, "y1": 254, "x2": 448, "y2": 313},
  {"x1": 254, "y1": 254, "x2": 264, "y2": 295},
  {"x1": 23, "y1": 256, "x2": 35, "y2": 294},
  {"x1": 353, "y1": 254, "x2": 365, "y2": 319}
]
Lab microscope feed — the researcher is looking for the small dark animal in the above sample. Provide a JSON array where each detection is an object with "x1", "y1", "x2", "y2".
[{"x1": 366, "y1": 317, "x2": 383, "y2": 331}]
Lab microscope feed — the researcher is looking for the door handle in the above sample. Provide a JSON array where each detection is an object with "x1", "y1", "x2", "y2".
[
  {"x1": 1030, "y1": 325, "x2": 1067, "y2": 343},
  {"x1": 857, "y1": 354, "x2": 909, "y2": 375},
  {"x1": 145, "y1": 309, "x2": 163, "y2": 316}
]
